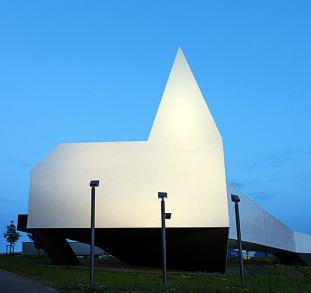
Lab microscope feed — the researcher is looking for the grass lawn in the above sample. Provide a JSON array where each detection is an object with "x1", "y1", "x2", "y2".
[{"x1": 0, "y1": 255, "x2": 310, "y2": 292}]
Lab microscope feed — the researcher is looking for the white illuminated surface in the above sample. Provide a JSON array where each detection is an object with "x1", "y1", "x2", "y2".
[
  {"x1": 227, "y1": 185, "x2": 311, "y2": 254},
  {"x1": 27, "y1": 48, "x2": 311, "y2": 257},
  {"x1": 27, "y1": 49, "x2": 229, "y2": 229}
]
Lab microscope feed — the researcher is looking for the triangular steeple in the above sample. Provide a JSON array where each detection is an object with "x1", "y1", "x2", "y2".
[{"x1": 148, "y1": 48, "x2": 222, "y2": 152}]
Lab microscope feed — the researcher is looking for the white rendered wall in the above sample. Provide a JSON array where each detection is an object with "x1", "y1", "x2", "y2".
[
  {"x1": 227, "y1": 185, "x2": 311, "y2": 254},
  {"x1": 227, "y1": 185, "x2": 295, "y2": 252},
  {"x1": 294, "y1": 232, "x2": 311, "y2": 253},
  {"x1": 27, "y1": 49, "x2": 229, "y2": 229}
]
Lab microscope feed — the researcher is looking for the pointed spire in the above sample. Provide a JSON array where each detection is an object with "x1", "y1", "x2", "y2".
[{"x1": 148, "y1": 48, "x2": 222, "y2": 151}]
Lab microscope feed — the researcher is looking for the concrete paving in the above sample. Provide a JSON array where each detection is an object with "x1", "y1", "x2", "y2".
[{"x1": 0, "y1": 269, "x2": 57, "y2": 293}]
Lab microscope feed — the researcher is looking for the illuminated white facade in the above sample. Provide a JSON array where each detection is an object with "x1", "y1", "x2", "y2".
[
  {"x1": 27, "y1": 49, "x2": 228, "y2": 229},
  {"x1": 23, "y1": 48, "x2": 311, "y2": 268}
]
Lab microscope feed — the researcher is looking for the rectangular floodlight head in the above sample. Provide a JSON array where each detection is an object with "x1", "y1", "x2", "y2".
[
  {"x1": 158, "y1": 192, "x2": 167, "y2": 199},
  {"x1": 90, "y1": 180, "x2": 100, "y2": 187},
  {"x1": 165, "y1": 213, "x2": 172, "y2": 220},
  {"x1": 231, "y1": 194, "x2": 240, "y2": 203}
]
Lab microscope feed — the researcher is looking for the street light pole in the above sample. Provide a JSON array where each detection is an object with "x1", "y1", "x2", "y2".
[
  {"x1": 158, "y1": 192, "x2": 171, "y2": 286},
  {"x1": 89, "y1": 180, "x2": 99, "y2": 288},
  {"x1": 161, "y1": 196, "x2": 167, "y2": 286},
  {"x1": 231, "y1": 194, "x2": 245, "y2": 286}
]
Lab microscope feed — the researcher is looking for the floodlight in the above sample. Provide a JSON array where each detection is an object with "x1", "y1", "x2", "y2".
[
  {"x1": 165, "y1": 213, "x2": 172, "y2": 220},
  {"x1": 231, "y1": 193, "x2": 245, "y2": 286},
  {"x1": 231, "y1": 194, "x2": 240, "y2": 203},
  {"x1": 89, "y1": 179, "x2": 100, "y2": 287},
  {"x1": 158, "y1": 191, "x2": 169, "y2": 286},
  {"x1": 90, "y1": 180, "x2": 100, "y2": 187},
  {"x1": 158, "y1": 192, "x2": 167, "y2": 199}
]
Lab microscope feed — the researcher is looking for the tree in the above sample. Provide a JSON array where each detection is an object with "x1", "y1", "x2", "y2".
[{"x1": 4, "y1": 220, "x2": 21, "y2": 254}]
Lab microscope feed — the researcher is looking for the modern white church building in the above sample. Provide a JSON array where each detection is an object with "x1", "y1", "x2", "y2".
[{"x1": 18, "y1": 49, "x2": 311, "y2": 273}]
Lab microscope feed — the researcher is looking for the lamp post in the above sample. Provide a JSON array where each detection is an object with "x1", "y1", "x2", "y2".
[
  {"x1": 231, "y1": 194, "x2": 245, "y2": 286},
  {"x1": 158, "y1": 192, "x2": 171, "y2": 286},
  {"x1": 89, "y1": 180, "x2": 99, "y2": 288}
]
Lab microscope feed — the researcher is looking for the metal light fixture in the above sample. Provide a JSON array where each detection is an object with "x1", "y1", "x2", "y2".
[
  {"x1": 158, "y1": 192, "x2": 171, "y2": 286},
  {"x1": 89, "y1": 180, "x2": 100, "y2": 288},
  {"x1": 231, "y1": 194, "x2": 245, "y2": 286}
]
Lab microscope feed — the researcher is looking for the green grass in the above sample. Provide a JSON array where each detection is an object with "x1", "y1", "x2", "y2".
[{"x1": 0, "y1": 255, "x2": 310, "y2": 292}]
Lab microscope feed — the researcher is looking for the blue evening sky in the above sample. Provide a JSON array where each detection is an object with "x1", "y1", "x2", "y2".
[{"x1": 0, "y1": 1, "x2": 310, "y2": 251}]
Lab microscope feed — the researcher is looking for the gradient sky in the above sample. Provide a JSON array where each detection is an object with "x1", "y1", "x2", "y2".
[{"x1": 0, "y1": 1, "x2": 310, "y2": 251}]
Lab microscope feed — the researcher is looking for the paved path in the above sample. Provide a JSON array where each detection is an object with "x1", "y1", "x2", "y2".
[{"x1": 0, "y1": 269, "x2": 57, "y2": 293}]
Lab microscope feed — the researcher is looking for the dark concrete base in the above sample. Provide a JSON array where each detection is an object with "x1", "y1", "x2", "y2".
[
  {"x1": 273, "y1": 251, "x2": 310, "y2": 266},
  {"x1": 32, "y1": 229, "x2": 81, "y2": 265},
  {"x1": 228, "y1": 238, "x2": 311, "y2": 266},
  {"x1": 65, "y1": 227, "x2": 229, "y2": 273},
  {"x1": 18, "y1": 214, "x2": 229, "y2": 273},
  {"x1": 18, "y1": 215, "x2": 80, "y2": 266}
]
